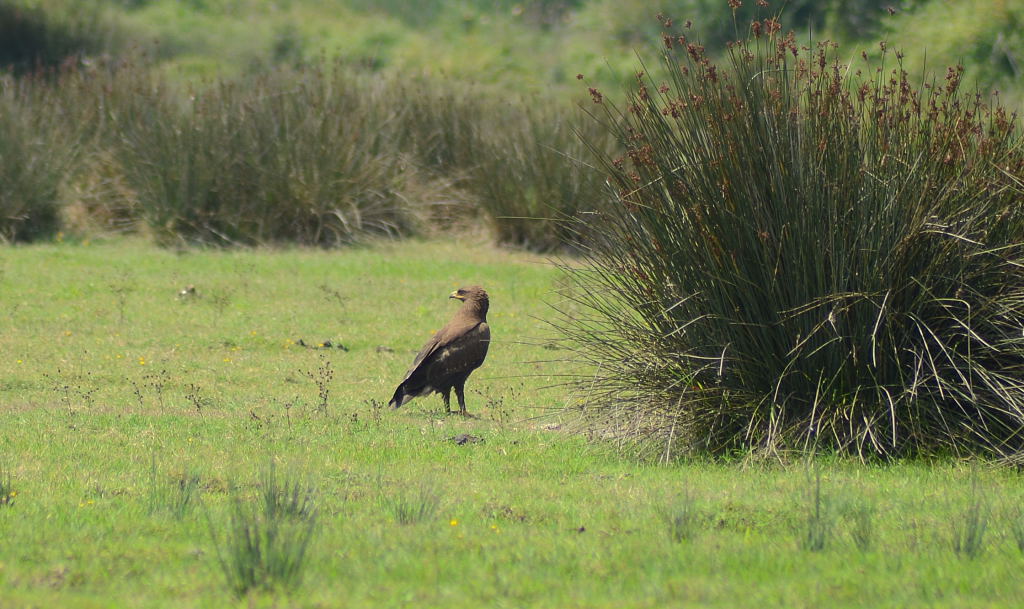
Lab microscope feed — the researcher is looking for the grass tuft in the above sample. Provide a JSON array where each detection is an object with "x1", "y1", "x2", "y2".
[
  {"x1": 841, "y1": 499, "x2": 875, "y2": 553},
  {"x1": 378, "y1": 480, "x2": 441, "y2": 525},
  {"x1": 0, "y1": 73, "x2": 79, "y2": 241},
  {"x1": 951, "y1": 478, "x2": 989, "y2": 559},
  {"x1": 209, "y1": 465, "x2": 319, "y2": 597},
  {"x1": 0, "y1": 465, "x2": 14, "y2": 507},
  {"x1": 468, "y1": 103, "x2": 615, "y2": 251},
  {"x1": 260, "y1": 463, "x2": 317, "y2": 522},
  {"x1": 148, "y1": 459, "x2": 201, "y2": 520},
  {"x1": 656, "y1": 489, "x2": 704, "y2": 542},
  {"x1": 1009, "y1": 507, "x2": 1024, "y2": 555},
  {"x1": 114, "y1": 63, "x2": 417, "y2": 247},
  {"x1": 799, "y1": 470, "x2": 831, "y2": 552}
]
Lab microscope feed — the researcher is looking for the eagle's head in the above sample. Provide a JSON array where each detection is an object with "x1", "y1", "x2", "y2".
[{"x1": 450, "y1": 286, "x2": 489, "y2": 318}]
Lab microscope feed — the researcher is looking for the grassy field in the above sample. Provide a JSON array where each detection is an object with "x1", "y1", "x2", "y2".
[{"x1": 1, "y1": 238, "x2": 1024, "y2": 608}]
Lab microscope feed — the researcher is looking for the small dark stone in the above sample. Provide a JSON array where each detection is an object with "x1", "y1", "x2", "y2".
[
  {"x1": 576, "y1": 526, "x2": 586, "y2": 533},
  {"x1": 449, "y1": 433, "x2": 483, "y2": 445}
]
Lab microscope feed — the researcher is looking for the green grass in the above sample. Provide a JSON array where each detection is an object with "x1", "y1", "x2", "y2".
[{"x1": 1, "y1": 238, "x2": 1023, "y2": 607}]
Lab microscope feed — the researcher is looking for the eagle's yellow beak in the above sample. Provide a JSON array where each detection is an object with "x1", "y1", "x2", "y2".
[{"x1": 449, "y1": 290, "x2": 464, "y2": 300}]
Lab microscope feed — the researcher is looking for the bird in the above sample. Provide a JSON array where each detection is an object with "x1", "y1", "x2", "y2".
[{"x1": 389, "y1": 286, "x2": 490, "y2": 416}]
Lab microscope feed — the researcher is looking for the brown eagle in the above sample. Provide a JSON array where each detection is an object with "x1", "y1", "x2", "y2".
[{"x1": 389, "y1": 286, "x2": 490, "y2": 415}]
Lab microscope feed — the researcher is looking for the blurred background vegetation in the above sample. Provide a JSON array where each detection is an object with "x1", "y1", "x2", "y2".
[
  {"x1": 2, "y1": 0, "x2": 1020, "y2": 93},
  {"x1": 0, "y1": 0, "x2": 1021, "y2": 249}
]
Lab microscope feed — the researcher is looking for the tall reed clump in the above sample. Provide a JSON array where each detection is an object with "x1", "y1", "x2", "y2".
[
  {"x1": 390, "y1": 74, "x2": 616, "y2": 251},
  {"x1": 557, "y1": 11, "x2": 1024, "y2": 459},
  {"x1": 0, "y1": 72, "x2": 79, "y2": 241},
  {"x1": 43, "y1": 59, "x2": 152, "y2": 235},
  {"x1": 115, "y1": 64, "x2": 417, "y2": 247},
  {"x1": 470, "y1": 102, "x2": 617, "y2": 251},
  {"x1": 3, "y1": 52, "x2": 612, "y2": 250}
]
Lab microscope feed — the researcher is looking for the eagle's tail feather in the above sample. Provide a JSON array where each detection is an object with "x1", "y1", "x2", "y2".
[
  {"x1": 389, "y1": 383, "x2": 432, "y2": 408},
  {"x1": 389, "y1": 385, "x2": 405, "y2": 409}
]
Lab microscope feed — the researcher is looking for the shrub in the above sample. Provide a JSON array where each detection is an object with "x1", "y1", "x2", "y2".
[
  {"x1": 43, "y1": 60, "x2": 148, "y2": 236},
  {"x1": 385, "y1": 74, "x2": 616, "y2": 251},
  {"x1": 557, "y1": 14, "x2": 1024, "y2": 459},
  {"x1": 381, "y1": 74, "x2": 489, "y2": 227},
  {"x1": 2, "y1": 48, "x2": 614, "y2": 250}
]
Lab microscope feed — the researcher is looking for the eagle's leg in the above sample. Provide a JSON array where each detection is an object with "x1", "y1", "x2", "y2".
[
  {"x1": 454, "y1": 379, "x2": 468, "y2": 416},
  {"x1": 440, "y1": 387, "x2": 452, "y2": 414}
]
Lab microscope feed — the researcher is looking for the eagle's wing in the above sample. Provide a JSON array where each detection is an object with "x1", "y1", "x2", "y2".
[
  {"x1": 401, "y1": 335, "x2": 443, "y2": 383},
  {"x1": 400, "y1": 319, "x2": 483, "y2": 384}
]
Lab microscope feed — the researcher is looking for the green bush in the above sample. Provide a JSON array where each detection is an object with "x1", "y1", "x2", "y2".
[
  {"x1": 390, "y1": 75, "x2": 484, "y2": 174},
  {"x1": 559, "y1": 17, "x2": 1024, "y2": 459}
]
